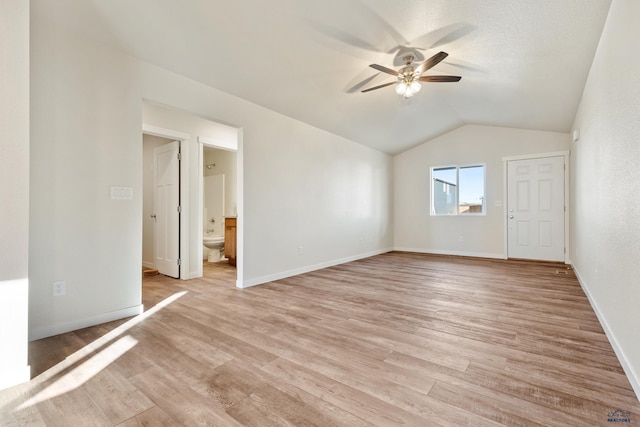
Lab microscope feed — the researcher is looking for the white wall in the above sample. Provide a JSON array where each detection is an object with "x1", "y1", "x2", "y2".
[
  {"x1": 0, "y1": 0, "x2": 30, "y2": 390},
  {"x1": 29, "y1": 9, "x2": 145, "y2": 339},
  {"x1": 143, "y1": 101, "x2": 239, "y2": 149},
  {"x1": 570, "y1": 0, "x2": 640, "y2": 398},
  {"x1": 203, "y1": 174, "x2": 225, "y2": 236},
  {"x1": 394, "y1": 124, "x2": 570, "y2": 257},
  {"x1": 28, "y1": 1, "x2": 393, "y2": 337},
  {"x1": 204, "y1": 146, "x2": 237, "y2": 218},
  {"x1": 137, "y1": 70, "x2": 393, "y2": 288}
]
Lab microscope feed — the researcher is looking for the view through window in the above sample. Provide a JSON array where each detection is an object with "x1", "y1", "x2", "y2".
[{"x1": 431, "y1": 165, "x2": 485, "y2": 215}]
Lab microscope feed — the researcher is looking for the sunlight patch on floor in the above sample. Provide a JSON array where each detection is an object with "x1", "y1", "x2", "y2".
[
  {"x1": 18, "y1": 335, "x2": 138, "y2": 409},
  {"x1": 15, "y1": 291, "x2": 187, "y2": 411}
]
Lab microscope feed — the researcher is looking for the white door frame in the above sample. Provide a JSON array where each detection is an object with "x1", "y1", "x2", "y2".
[
  {"x1": 143, "y1": 123, "x2": 191, "y2": 280},
  {"x1": 502, "y1": 151, "x2": 570, "y2": 263}
]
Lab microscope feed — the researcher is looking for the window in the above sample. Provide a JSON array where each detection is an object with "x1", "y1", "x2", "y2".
[{"x1": 431, "y1": 165, "x2": 485, "y2": 215}]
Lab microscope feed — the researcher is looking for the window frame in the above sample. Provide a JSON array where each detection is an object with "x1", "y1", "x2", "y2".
[{"x1": 430, "y1": 163, "x2": 486, "y2": 216}]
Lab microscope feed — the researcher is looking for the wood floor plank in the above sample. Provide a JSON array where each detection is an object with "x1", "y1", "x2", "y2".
[
  {"x1": 140, "y1": 308, "x2": 278, "y2": 369},
  {"x1": 115, "y1": 405, "x2": 176, "y2": 427},
  {"x1": 82, "y1": 368, "x2": 155, "y2": 425},
  {"x1": 34, "y1": 386, "x2": 112, "y2": 427},
  {"x1": 128, "y1": 366, "x2": 242, "y2": 426},
  {"x1": 1, "y1": 252, "x2": 638, "y2": 426},
  {"x1": 428, "y1": 381, "x2": 550, "y2": 427},
  {"x1": 0, "y1": 381, "x2": 45, "y2": 427},
  {"x1": 260, "y1": 357, "x2": 437, "y2": 426},
  {"x1": 341, "y1": 317, "x2": 507, "y2": 370},
  {"x1": 386, "y1": 352, "x2": 593, "y2": 427},
  {"x1": 207, "y1": 359, "x2": 368, "y2": 427},
  {"x1": 463, "y1": 362, "x2": 640, "y2": 424},
  {"x1": 504, "y1": 357, "x2": 640, "y2": 408}
]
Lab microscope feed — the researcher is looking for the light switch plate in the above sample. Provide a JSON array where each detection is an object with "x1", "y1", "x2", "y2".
[{"x1": 111, "y1": 186, "x2": 133, "y2": 200}]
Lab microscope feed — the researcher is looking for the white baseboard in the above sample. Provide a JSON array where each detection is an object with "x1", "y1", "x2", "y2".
[
  {"x1": 573, "y1": 265, "x2": 640, "y2": 402},
  {"x1": 393, "y1": 247, "x2": 505, "y2": 260},
  {"x1": 29, "y1": 305, "x2": 144, "y2": 341},
  {"x1": 142, "y1": 261, "x2": 155, "y2": 269},
  {"x1": 238, "y1": 248, "x2": 393, "y2": 288}
]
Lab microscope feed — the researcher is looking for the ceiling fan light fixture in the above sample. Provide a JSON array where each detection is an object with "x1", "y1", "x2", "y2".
[
  {"x1": 396, "y1": 77, "x2": 421, "y2": 98},
  {"x1": 362, "y1": 51, "x2": 460, "y2": 96}
]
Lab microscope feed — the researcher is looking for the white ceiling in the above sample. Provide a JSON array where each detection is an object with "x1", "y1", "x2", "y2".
[{"x1": 33, "y1": 0, "x2": 612, "y2": 154}]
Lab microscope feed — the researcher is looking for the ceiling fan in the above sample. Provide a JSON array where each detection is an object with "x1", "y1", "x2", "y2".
[{"x1": 362, "y1": 51, "x2": 461, "y2": 98}]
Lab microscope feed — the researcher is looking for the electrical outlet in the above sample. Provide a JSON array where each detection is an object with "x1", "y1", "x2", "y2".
[
  {"x1": 298, "y1": 246, "x2": 304, "y2": 255},
  {"x1": 53, "y1": 280, "x2": 66, "y2": 296},
  {"x1": 458, "y1": 236, "x2": 464, "y2": 242}
]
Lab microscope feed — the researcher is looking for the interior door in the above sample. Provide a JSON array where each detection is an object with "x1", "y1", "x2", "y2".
[
  {"x1": 507, "y1": 156, "x2": 564, "y2": 262},
  {"x1": 154, "y1": 141, "x2": 180, "y2": 278}
]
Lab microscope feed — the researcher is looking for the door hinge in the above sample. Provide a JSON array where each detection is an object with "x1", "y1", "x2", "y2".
[
  {"x1": 177, "y1": 152, "x2": 182, "y2": 161},
  {"x1": 177, "y1": 205, "x2": 182, "y2": 213},
  {"x1": 177, "y1": 258, "x2": 182, "y2": 266}
]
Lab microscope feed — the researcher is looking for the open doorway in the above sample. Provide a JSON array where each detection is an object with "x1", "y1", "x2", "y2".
[
  {"x1": 141, "y1": 101, "x2": 241, "y2": 286},
  {"x1": 142, "y1": 134, "x2": 181, "y2": 277},
  {"x1": 201, "y1": 142, "x2": 238, "y2": 278}
]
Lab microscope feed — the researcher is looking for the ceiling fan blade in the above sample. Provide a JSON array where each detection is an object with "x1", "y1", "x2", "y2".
[
  {"x1": 418, "y1": 75, "x2": 461, "y2": 82},
  {"x1": 361, "y1": 81, "x2": 396, "y2": 93},
  {"x1": 369, "y1": 63, "x2": 398, "y2": 76},
  {"x1": 415, "y1": 51, "x2": 448, "y2": 75}
]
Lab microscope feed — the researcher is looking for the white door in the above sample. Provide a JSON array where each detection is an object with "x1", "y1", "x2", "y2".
[
  {"x1": 154, "y1": 141, "x2": 180, "y2": 278},
  {"x1": 507, "y1": 156, "x2": 565, "y2": 262}
]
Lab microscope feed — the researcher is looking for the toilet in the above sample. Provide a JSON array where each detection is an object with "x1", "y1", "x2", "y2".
[{"x1": 203, "y1": 235, "x2": 225, "y2": 262}]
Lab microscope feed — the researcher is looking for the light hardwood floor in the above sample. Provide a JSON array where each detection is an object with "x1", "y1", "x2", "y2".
[{"x1": 1, "y1": 252, "x2": 639, "y2": 426}]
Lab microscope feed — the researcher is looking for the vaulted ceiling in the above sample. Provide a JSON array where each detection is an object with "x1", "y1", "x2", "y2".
[{"x1": 33, "y1": 0, "x2": 612, "y2": 154}]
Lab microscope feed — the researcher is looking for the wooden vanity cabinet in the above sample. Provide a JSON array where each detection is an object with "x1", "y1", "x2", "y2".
[{"x1": 224, "y1": 217, "x2": 237, "y2": 266}]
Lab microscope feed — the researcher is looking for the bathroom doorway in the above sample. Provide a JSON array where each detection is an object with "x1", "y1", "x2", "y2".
[{"x1": 201, "y1": 143, "x2": 238, "y2": 279}]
